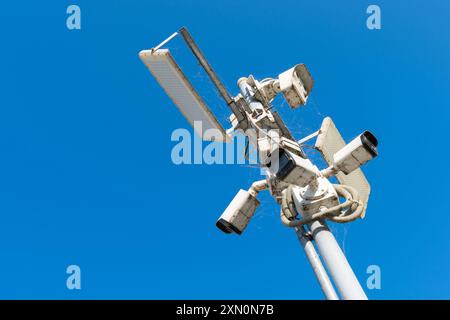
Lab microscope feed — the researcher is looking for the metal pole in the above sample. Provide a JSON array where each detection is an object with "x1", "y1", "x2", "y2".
[
  {"x1": 178, "y1": 27, "x2": 245, "y2": 122},
  {"x1": 307, "y1": 219, "x2": 368, "y2": 300},
  {"x1": 152, "y1": 32, "x2": 179, "y2": 52},
  {"x1": 295, "y1": 227, "x2": 339, "y2": 300}
]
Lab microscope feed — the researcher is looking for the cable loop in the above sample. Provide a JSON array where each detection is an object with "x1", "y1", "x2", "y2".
[{"x1": 280, "y1": 184, "x2": 364, "y2": 228}]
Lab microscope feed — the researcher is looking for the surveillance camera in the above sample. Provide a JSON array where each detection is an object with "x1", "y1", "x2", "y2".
[
  {"x1": 216, "y1": 189, "x2": 260, "y2": 235},
  {"x1": 268, "y1": 148, "x2": 319, "y2": 187},
  {"x1": 278, "y1": 64, "x2": 314, "y2": 109},
  {"x1": 333, "y1": 131, "x2": 378, "y2": 175}
]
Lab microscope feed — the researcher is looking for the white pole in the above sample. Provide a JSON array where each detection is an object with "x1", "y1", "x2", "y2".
[
  {"x1": 307, "y1": 219, "x2": 368, "y2": 300},
  {"x1": 295, "y1": 227, "x2": 339, "y2": 300}
]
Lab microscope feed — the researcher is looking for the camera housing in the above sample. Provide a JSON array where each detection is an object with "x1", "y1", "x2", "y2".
[
  {"x1": 333, "y1": 131, "x2": 378, "y2": 175},
  {"x1": 268, "y1": 148, "x2": 319, "y2": 187},
  {"x1": 216, "y1": 189, "x2": 260, "y2": 235},
  {"x1": 278, "y1": 64, "x2": 314, "y2": 109}
]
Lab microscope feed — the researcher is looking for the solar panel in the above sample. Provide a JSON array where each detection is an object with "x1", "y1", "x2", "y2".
[{"x1": 139, "y1": 48, "x2": 228, "y2": 142}]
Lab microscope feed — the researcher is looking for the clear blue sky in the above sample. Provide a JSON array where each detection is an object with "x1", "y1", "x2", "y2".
[{"x1": 0, "y1": 0, "x2": 449, "y2": 299}]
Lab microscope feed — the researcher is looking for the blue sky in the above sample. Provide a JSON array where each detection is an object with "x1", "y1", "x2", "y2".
[{"x1": 0, "y1": 0, "x2": 449, "y2": 299}]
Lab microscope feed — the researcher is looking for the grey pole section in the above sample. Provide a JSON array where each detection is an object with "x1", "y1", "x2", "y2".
[
  {"x1": 307, "y1": 219, "x2": 368, "y2": 300},
  {"x1": 179, "y1": 27, "x2": 245, "y2": 122},
  {"x1": 295, "y1": 227, "x2": 339, "y2": 300}
]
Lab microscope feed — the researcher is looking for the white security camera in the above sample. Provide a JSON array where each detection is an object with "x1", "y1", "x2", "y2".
[
  {"x1": 268, "y1": 148, "x2": 319, "y2": 187},
  {"x1": 333, "y1": 131, "x2": 378, "y2": 175},
  {"x1": 277, "y1": 64, "x2": 314, "y2": 109},
  {"x1": 216, "y1": 189, "x2": 260, "y2": 235}
]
